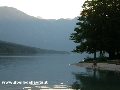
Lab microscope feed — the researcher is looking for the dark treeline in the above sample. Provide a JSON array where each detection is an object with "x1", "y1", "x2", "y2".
[{"x1": 0, "y1": 40, "x2": 70, "y2": 55}]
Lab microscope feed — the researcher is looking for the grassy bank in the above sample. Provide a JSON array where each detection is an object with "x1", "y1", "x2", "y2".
[{"x1": 83, "y1": 56, "x2": 120, "y2": 64}]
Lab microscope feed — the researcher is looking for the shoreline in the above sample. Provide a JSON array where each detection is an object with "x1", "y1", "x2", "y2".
[{"x1": 70, "y1": 63, "x2": 120, "y2": 71}]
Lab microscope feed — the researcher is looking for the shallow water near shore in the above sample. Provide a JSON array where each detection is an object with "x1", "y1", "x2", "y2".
[{"x1": 0, "y1": 54, "x2": 120, "y2": 90}]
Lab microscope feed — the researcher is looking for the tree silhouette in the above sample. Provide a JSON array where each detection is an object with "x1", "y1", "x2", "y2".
[{"x1": 70, "y1": 0, "x2": 120, "y2": 59}]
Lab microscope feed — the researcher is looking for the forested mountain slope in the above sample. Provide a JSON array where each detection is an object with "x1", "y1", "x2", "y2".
[{"x1": 0, "y1": 40, "x2": 70, "y2": 55}]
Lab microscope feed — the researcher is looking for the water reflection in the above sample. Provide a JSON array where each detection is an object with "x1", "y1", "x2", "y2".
[
  {"x1": 0, "y1": 54, "x2": 83, "y2": 90},
  {"x1": 0, "y1": 56, "x2": 36, "y2": 70},
  {"x1": 72, "y1": 69, "x2": 120, "y2": 90}
]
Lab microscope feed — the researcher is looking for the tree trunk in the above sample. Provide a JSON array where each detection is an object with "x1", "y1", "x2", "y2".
[
  {"x1": 100, "y1": 50, "x2": 102, "y2": 57},
  {"x1": 108, "y1": 51, "x2": 115, "y2": 59},
  {"x1": 116, "y1": 52, "x2": 120, "y2": 59},
  {"x1": 94, "y1": 52, "x2": 96, "y2": 60}
]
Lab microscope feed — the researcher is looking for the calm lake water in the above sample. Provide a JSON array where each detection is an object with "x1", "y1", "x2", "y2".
[{"x1": 0, "y1": 54, "x2": 120, "y2": 90}]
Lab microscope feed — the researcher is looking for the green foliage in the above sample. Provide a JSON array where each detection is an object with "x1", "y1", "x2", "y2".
[
  {"x1": 84, "y1": 56, "x2": 94, "y2": 62},
  {"x1": 70, "y1": 0, "x2": 120, "y2": 59},
  {"x1": 97, "y1": 55, "x2": 107, "y2": 62}
]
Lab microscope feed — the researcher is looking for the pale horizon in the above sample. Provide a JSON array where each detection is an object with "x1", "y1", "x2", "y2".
[{"x1": 0, "y1": 0, "x2": 85, "y2": 19}]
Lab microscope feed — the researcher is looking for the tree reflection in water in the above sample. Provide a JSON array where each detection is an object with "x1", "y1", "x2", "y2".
[{"x1": 71, "y1": 68, "x2": 120, "y2": 90}]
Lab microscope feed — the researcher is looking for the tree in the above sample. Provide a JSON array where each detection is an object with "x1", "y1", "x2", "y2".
[{"x1": 70, "y1": 0, "x2": 120, "y2": 59}]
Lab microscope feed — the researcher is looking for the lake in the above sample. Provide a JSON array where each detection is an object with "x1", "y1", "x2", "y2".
[{"x1": 0, "y1": 54, "x2": 120, "y2": 90}]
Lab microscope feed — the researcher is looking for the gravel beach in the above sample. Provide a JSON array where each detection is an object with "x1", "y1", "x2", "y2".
[{"x1": 70, "y1": 63, "x2": 120, "y2": 71}]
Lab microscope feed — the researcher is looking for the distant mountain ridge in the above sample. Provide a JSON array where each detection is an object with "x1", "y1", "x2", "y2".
[{"x1": 0, "y1": 6, "x2": 78, "y2": 51}]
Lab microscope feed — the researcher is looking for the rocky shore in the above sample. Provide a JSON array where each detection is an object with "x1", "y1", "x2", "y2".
[{"x1": 70, "y1": 63, "x2": 120, "y2": 71}]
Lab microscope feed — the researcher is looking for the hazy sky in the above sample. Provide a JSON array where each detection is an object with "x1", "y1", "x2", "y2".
[{"x1": 0, "y1": 0, "x2": 85, "y2": 19}]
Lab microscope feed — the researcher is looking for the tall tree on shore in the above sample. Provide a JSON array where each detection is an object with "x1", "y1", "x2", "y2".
[{"x1": 70, "y1": 0, "x2": 120, "y2": 59}]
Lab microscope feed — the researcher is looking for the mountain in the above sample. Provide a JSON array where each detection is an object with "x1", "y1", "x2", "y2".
[
  {"x1": 0, "y1": 6, "x2": 78, "y2": 51},
  {"x1": 0, "y1": 40, "x2": 70, "y2": 55}
]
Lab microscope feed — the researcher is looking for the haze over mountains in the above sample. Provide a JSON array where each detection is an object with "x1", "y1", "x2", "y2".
[{"x1": 0, "y1": 6, "x2": 78, "y2": 51}]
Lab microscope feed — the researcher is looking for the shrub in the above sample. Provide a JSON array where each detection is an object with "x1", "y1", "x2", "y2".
[
  {"x1": 97, "y1": 55, "x2": 107, "y2": 62},
  {"x1": 85, "y1": 56, "x2": 94, "y2": 62}
]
